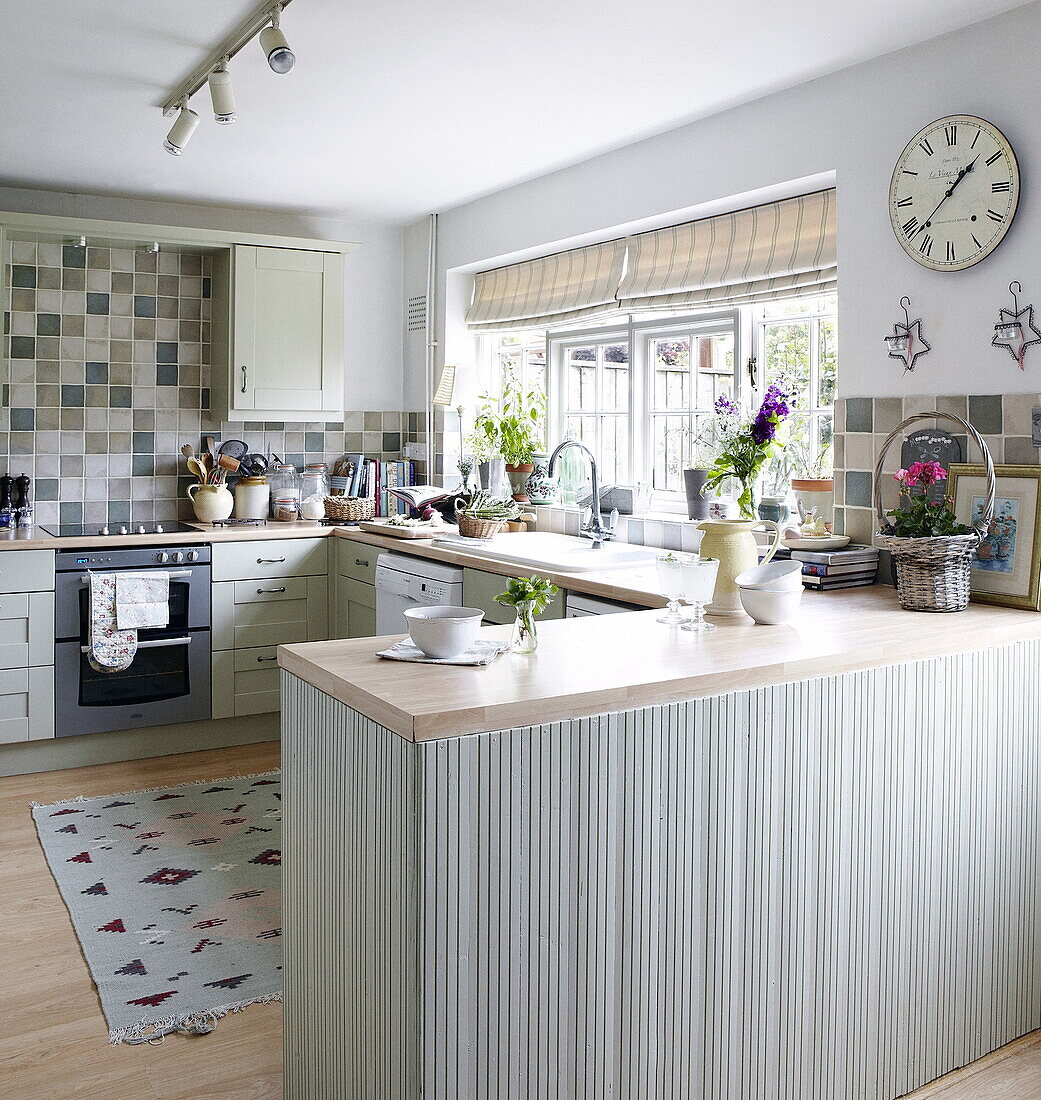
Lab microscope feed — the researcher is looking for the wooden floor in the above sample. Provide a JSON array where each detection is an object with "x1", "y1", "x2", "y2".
[
  {"x1": 0, "y1": 741, "x2": 282, "y2": 1100},
  {"x1": 2, "y1": 740, "x2": 1038, "y2": 1100}
]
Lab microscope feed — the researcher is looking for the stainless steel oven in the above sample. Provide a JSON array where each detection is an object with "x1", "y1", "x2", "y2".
[{"x1": 54, "y1": 545, "x2": 211, "y2": 737}]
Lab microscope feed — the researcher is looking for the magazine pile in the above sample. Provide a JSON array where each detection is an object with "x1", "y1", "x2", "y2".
[{"x1": 770, "y1": 543, "x2": 880, "y2": 590}]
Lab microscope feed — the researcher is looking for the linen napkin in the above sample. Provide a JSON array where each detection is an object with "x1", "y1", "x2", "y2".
[{"x1": 114, "y1": 571, "x2": 170, "y2": 630}]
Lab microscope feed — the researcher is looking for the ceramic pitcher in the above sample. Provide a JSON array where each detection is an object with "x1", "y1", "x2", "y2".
[
  {"x1": 187, "y1": 483, "x2": 234, "y2": 523},
  {"x1": 697, "y1": 518, "x2": 782, "y2": 615}
]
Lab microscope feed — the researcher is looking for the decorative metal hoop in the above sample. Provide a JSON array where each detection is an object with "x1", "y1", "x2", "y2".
[{"x1": 872, "y1": 412, "x2": 995, "y2": 537}]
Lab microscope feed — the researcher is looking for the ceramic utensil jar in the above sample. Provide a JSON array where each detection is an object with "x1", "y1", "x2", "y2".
[
  {"x1": 696, "y1": 519, "x2": 782, "y2": 616},
  {"x1": 233, "y1": 475, "x2": 270, "y2": 520},
  {"x1": 187, "y1": 482, "x2": 234, "y2": 523}
]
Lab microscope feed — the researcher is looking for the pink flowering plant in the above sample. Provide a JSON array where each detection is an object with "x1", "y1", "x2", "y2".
[
  {"x1": 885, "y1": 461, "x2": 972, "y2": 538},
  {"x1": 704, "y1": 385, "x2": 793, "y2": 519}
]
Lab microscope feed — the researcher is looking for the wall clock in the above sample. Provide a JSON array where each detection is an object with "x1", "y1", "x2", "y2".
[{"x1": 889, "y1": 115, "x2": 1019, "y2": 271}]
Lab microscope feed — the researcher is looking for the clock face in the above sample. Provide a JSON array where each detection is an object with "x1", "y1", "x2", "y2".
[{"x1": 889, "y1": 115, "x2": 1019, "y2": 271}]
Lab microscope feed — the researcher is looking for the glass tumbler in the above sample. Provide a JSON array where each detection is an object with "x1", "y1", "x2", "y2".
[{"x1": 680, "y1": 557, "x2": 720, "y2": 632}]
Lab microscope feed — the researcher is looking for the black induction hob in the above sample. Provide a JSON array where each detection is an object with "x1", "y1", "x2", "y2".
[{"x1": 40, "y1": 521, "x2": 200, "y2": 538}]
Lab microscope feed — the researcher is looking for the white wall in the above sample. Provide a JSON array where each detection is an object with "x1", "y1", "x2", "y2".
[
  {"x1": 0, "y1": 185, "x2": 404, "y2": 412},
  {"x1": 408, "y1": 0, "x2": 1041, "y2": 401}
]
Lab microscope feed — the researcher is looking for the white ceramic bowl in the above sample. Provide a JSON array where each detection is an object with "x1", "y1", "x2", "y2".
[
  {"x1": 404, "y1": 605, "x2": 484, "y2": 658},
  {"x1": 733, "y1": 560, "x2": 803, "y2": 591},
  {"x1": 737, "y1": 585, "x2": 803, "y2": 625}
]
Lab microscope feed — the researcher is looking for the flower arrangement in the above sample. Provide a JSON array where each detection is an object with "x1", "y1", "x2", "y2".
[
  {"x1": 495, "y1": 575, "x2": 559, "y2": 653},
  {"x1": 704, "y1": 385, "x2": 793, "y2": 519},
  {"x1": 885, "y1": 461, "x2": 972, "y2": 538}
]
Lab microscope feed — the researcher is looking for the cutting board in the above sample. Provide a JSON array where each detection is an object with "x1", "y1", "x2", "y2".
[{"x1": 356, "y1": 520, "x2": 446, "y2": 539}]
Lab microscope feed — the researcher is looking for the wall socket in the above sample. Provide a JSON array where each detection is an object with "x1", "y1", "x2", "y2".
[{"x1": 403, "y1": 442, "x2": 426, "y2": 461}]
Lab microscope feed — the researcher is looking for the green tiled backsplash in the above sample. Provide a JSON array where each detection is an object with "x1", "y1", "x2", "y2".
[
  {"x1": 834, "y1": 393, "x2": 1041, "y2": 547},
  {"x1": 3, "y1": 237, "x2": 421, "y2": 527}
]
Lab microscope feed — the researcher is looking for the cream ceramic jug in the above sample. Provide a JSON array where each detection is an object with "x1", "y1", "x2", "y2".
[
  {"x1": 187, "y1": 483, "x2": 234, "y2": 523},
  {"x1": 697, "y1": 519, "x2": 782, "y2": 615}
]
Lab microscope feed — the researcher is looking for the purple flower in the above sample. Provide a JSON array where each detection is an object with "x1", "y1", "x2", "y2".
[{"x1": 714, "y1": 394, "x2": 739, "y2": 417}]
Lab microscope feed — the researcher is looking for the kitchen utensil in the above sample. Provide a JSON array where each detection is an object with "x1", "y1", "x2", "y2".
[
  {"x1": 181, "y1": 443, "x2": 196, "y2": 461},
  {"x1": 218, "y1": 438, "x2": 248, "y2": 461},
  {"x1": 205, "y1": 435, "x2": 217, "y2": 459},
  {"x1": 244, "y1": 453, "x2": 268, "y2": 476},
  {"x1": 737, "y1": 584, "x2": 803, "y2": 626},
  {"x1": 697, "y1": 519, "x2": 782, "y2": 616},
  {"x1": 734, "y1": 560, "x2": 804, "y2": 591},
  {"x1": 187, "y1": 482, "x2": 234, "y2": 522},
  {"x1": 216, "y1": 452, "x2": 241, "y2": 474},
  {"x1": 186, "y1": 457, "x2": 208, "y2": 483},
  {"x1": 403, "y1": 605, "x2": 484, "y2": 659}
]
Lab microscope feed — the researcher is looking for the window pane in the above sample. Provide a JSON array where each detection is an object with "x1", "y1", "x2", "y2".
[
  {"x1": 654, "y1": 337, "x2": 690, "y2": 410},
  {"x1": 651, "y1": 415, "x2": 687, "y2": 492},
  {"x1": 565, "y1": 415, "x2": 597, "y2": 446},
  {"x1": 694, "y1": 333, "x2": 735, "y2": 409},
  {"x1": 818, "y1": 412, "x2": 833, "y2": 452},
  {"x1": 763, "y1": 321, "x2": 810, "y2": 406},
  {"x1": 600, "y1": 415, "x2": 629, "y2": 483},
  {"x1": 568, "y1": 348, "x2": 596, "y2": 410},
  {"x1": 818, "y1": 318, "x2": 837, "y2": 408},
  {"x1": 602, "y1": 345, "x2": 629, "y2": 412}
]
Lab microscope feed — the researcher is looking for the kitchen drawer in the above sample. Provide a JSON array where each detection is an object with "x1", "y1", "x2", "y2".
[
  {"x1": 462, "y1": 567, "x2": 564, "y2": 626},
  {"x1": 336, "y1": 540, "x2": 379, "y2": 586},
  {"x1": 0, "y1": 549, "x2": 55, "y2": 594},
  {"x1": 213, "y1": 575, "x2": 328, "y2": 651},
  {"x1": 211, "y1": 538, "x2": 328, "y2": 582},
  {"x1": 0, "y1": 665, "x2": 54, "y2": 743},
  {"x1": 0, "y1": 591, "x2": 54, "y2": 669},
  {"x1": 211, "y1": 647, "x2": 281, "y2": 719}
]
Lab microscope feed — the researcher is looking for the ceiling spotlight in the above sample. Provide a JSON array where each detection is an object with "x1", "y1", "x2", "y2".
[
  {"x1": 259, "y1": 7, "x2": 295, "y2": 74},
  {"x1": 208, "y1": 60, "x2": 237, "y2": 124},
  {"x1": 163, "y1": 102, "x2": 199, "y2": 156}
]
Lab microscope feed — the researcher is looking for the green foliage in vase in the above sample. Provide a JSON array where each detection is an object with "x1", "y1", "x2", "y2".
[{"x1": 494, "y1": 575, "x2": 559, "y2": 616}]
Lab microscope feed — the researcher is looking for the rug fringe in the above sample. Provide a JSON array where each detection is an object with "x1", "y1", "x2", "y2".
[
  {"x1": 109, "y1": 991, "x2": 283, "y2": 1046},
  {"x1": 30, "y1": 769, "x2": 280, "y2": 809}
]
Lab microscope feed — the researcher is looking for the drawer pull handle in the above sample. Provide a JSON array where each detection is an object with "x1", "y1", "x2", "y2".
[
  {"x1": 257, "y1": 655, "x2": 277, "y2": 662},
  {"x1": 355, "y1": 558, "x2": 368, "y2": 567},
  {"x1": 257, "y1": 587, "x2": 287, "y2": 594},
  {"x1": 257, "y1": 557, "x2": 286, "y2": 564},
  {"x1": 241, "y1": 364, "x2": 248, "y2": 394}
]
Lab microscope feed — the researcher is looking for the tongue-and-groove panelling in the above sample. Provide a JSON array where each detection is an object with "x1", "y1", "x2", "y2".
[{"x1": 282, "y1": 645, "x2": 1041, "y2": 1099}]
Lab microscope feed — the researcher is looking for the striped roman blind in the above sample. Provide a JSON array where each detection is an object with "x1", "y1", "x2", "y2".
[
  {"x1": 465, "y1": 238, "x2": 627, "y2": 332},
  {"x1": 616, "y1": 189, "x2": 836, "y2": 311}
]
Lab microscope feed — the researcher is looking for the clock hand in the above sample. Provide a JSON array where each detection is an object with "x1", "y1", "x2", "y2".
[{"x1": 914, "y1": 156, "x2": 979, "y2": 236}]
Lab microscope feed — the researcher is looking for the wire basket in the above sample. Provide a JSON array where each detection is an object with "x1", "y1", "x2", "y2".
[
  {"x1": 456, "y1": 514, "x2": 508, "y2": 540},
  {"x1": 873, "y1": 412, "x2": 995, "y2": 612},
  {"x1": 324, "y1": 496, "x2": 376, "y2": 524}
]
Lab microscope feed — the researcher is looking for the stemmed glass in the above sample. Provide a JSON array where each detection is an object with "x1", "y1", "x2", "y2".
[
  {"x1": 680, "y1": 557, "x2": 720, "y2": 632},
  {"x1": 656, "y1": 552, "x2": 691, "y2": 625}
]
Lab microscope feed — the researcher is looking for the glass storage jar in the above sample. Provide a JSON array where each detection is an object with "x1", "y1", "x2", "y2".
[
  {"x1": 268, "y1": 463, "x2": 299, "y2": 512},
  {"x1": 299, "y1": 464, "x2": 330, "y2": 521}
]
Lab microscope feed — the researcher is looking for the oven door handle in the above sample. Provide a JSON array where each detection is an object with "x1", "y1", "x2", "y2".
[
  {"x1": 79, "y1": 570, "x2": 193, "y2": 584},
  {"x1": 79, "y1": 635, "x2": 193, "y2": 654}
]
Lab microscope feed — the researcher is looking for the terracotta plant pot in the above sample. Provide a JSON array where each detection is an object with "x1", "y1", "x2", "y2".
[
  {"x1": 791, "y1": 478, "x2": 835, "y2": 527},
  {"x1": 505, "y1": 463, "x2": 535, "y2": 502}
]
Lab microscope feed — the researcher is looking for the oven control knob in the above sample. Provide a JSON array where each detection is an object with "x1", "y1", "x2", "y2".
[
  {"x1": 99, "y1": 526, "x2": 110, "y2": 535},
  {"x1": 172, "y1": 551, "x2": 184, "y2": 563},
  {"x1": 136, "y1": 525, "x2": 146, "y2": 534},
  {"x1": 119, "y1": 525, "x2": 128, "y2": 535},
  {"x1": 156, "y1": 551, "x2": 169, "y2": 564},
  {"x1": 155, "y1": 524, "x2": 164, "y2": 534},
  {"x1": 186, "y1": 550, "x2": 199, "y2": 562}
]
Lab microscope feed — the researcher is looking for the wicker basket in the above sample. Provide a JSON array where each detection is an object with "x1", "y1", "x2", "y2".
[
  {"x1": 456, "y1": 514, "x2": 507, "y2": 540},
  {"x1": 324, "y1": 496, "x2": 376, "y2": 523},
  {"x1": 873, "y1": 412, "x2": 995, "y2": 613}
]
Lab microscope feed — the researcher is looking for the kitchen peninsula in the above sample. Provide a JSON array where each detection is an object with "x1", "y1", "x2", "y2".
[{"x1": 279, "y1": 590, "x2": 1041, "y2": 1100}]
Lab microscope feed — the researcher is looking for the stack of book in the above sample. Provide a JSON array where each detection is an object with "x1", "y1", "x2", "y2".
[
  {"x1": 340, "y1": 455, "x2": 420, "y2": 517},
  {"x1": 791, "y1": 544, "x2": 880, "y2": 590}
]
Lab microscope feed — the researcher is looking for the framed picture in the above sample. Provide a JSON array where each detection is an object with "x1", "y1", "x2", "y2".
[{"x1": 948, "y1": 463, "x2": 1041, "y2": 611}]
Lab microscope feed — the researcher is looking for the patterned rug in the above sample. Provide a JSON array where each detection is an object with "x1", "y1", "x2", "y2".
[{"x1": 31, "y1": 771, "x2": 282, "y2": 1045}]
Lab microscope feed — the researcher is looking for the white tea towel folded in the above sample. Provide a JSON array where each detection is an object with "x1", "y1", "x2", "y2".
[
  {"x1": 88, "y1": 573, "x2": 137, "y2": 673},
  {"x1": 115, "y1": 571, "x2": 170, "y2": 630}
]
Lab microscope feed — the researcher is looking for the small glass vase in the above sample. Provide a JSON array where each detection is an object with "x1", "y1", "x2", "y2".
[{"x1": 511, "y1": 601, "x2": 539, "y2": 653}]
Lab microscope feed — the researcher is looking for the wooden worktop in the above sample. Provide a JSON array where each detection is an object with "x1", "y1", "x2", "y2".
[
  {"x1": 0, "y1": 520, "x2": 339, "y2": 550},
  {"x1": 278, "y1": 586, "x2": 1041, "y2": 741}
]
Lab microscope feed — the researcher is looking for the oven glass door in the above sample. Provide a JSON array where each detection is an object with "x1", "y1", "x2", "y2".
[
  {"x1": 78, "y1": 636, "x2": 192, "y2": 707},
  {"x1": 74, "y1": 577, "x2": 193, "y2": 642}
]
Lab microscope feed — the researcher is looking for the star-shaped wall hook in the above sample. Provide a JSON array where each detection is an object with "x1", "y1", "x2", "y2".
[
  {"x1": 886, "y1": 318, "x2": 931, "y2": 373},
  {"x1": 992, "y1": 302, "x2": 1041, "y2": 369}
]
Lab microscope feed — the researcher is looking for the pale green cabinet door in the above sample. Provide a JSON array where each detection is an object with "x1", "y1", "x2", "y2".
[
  {"x1": 233, "y1": 245, "x2": 344, "y2": 416},
  {"x1": 462, "y1": 567, "x2": 564, "y2": 625}
]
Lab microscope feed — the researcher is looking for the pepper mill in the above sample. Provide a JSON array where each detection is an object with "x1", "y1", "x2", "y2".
[{"x1": 13, "y1": 474, "x2": 33, "y2": 529}]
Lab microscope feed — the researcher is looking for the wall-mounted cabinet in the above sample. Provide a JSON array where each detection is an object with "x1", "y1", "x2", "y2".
[{"x1": 211, "y1": 245, "x2": 346, "y2": 422}]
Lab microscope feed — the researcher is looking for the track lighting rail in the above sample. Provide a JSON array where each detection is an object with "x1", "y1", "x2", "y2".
[{"x1": 159, "y1": 0, "x2": 296, "y2": 117}]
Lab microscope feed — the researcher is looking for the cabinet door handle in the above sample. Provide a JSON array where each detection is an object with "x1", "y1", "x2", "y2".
[
  {"x1": 257, "y1": 557, "x2": 286, "y2": 564},
  {"x1": 257, "y1": 586, "x2": 287, "y2": 594},
  {"x1": 257, "y1": 655, "x2": 277, "y2": 662},
  {"x1": 241, "y1": 364, "x2": 248, "y2": 394},
  {"x1": 355, "y1": 558, "x2": 369, "y2": 567}
]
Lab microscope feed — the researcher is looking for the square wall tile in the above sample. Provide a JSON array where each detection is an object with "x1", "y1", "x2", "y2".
[
  {"x1": 844, "y1": 397, "x2": 873, "y2": 433},
  {"x1": 968, "y1": 394, "x2": 1003, "y2": 435}
]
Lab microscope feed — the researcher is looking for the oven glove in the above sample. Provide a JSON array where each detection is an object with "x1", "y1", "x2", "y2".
[{"x1": 88, "y1": 572, "x2": 138, "y2": 674}]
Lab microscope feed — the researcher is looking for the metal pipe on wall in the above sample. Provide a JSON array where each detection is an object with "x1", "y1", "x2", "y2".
[{"x1": 424, "y1": 213, "x2": 439, "y2": 476}]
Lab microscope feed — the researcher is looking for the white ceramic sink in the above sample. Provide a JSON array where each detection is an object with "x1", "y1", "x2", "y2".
[{"x1": 432, "y1": 531, "x2": 657, "y2": 573}]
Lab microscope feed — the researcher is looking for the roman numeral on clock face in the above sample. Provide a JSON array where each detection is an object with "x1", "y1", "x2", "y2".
[
  {"x1": 896, "y1": 196, "x2": 913, "y2": 208},
  {"x1": 987, "y1": 209, "x2": 1004, "y2": 223},
  {"x1": 919, "y1": 234, "x2": 933, "y2": 256},
  {"x1": 972, "y1": 234, "x2": 983, "y2": 250},
  {"x1": 992, "y1": 181, "x2": 1011, "y2": 193},
  {"x1": 903, "y1": 216, "x2": 920, "y2": 237},
  {"x1": 946, "y1": 241, "x2": 957, "y2": 263},
  {"x1": 945, "y1": 124, "x2": 958, "y2": 146},
  {"x1": 919, "y1": 138, "x2": 934, "y2": 156},
  {"x1": 986, "y1": 151, "x2": 1003, "y2": 167}
]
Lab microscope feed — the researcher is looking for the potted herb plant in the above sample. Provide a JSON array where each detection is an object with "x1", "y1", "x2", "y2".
[
  {"x1": 470, "y1": 371, "x2": 546, "y2": 501},
  {"x1": 678, "y1": 419, "x2": 720, "y2": 521},
  {"x1": 495, "y1": 575, "x2": 559, "y2": 653}
]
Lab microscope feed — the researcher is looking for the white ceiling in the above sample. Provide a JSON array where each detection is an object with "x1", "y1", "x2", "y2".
[{"x1": 0, "y1": 0, "x2": 1032, "y2": 224}]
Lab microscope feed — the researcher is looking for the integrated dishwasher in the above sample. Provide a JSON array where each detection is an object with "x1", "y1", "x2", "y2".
[{"x1": 374, "y1": 552, "x2": 466, "y2": 635}]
